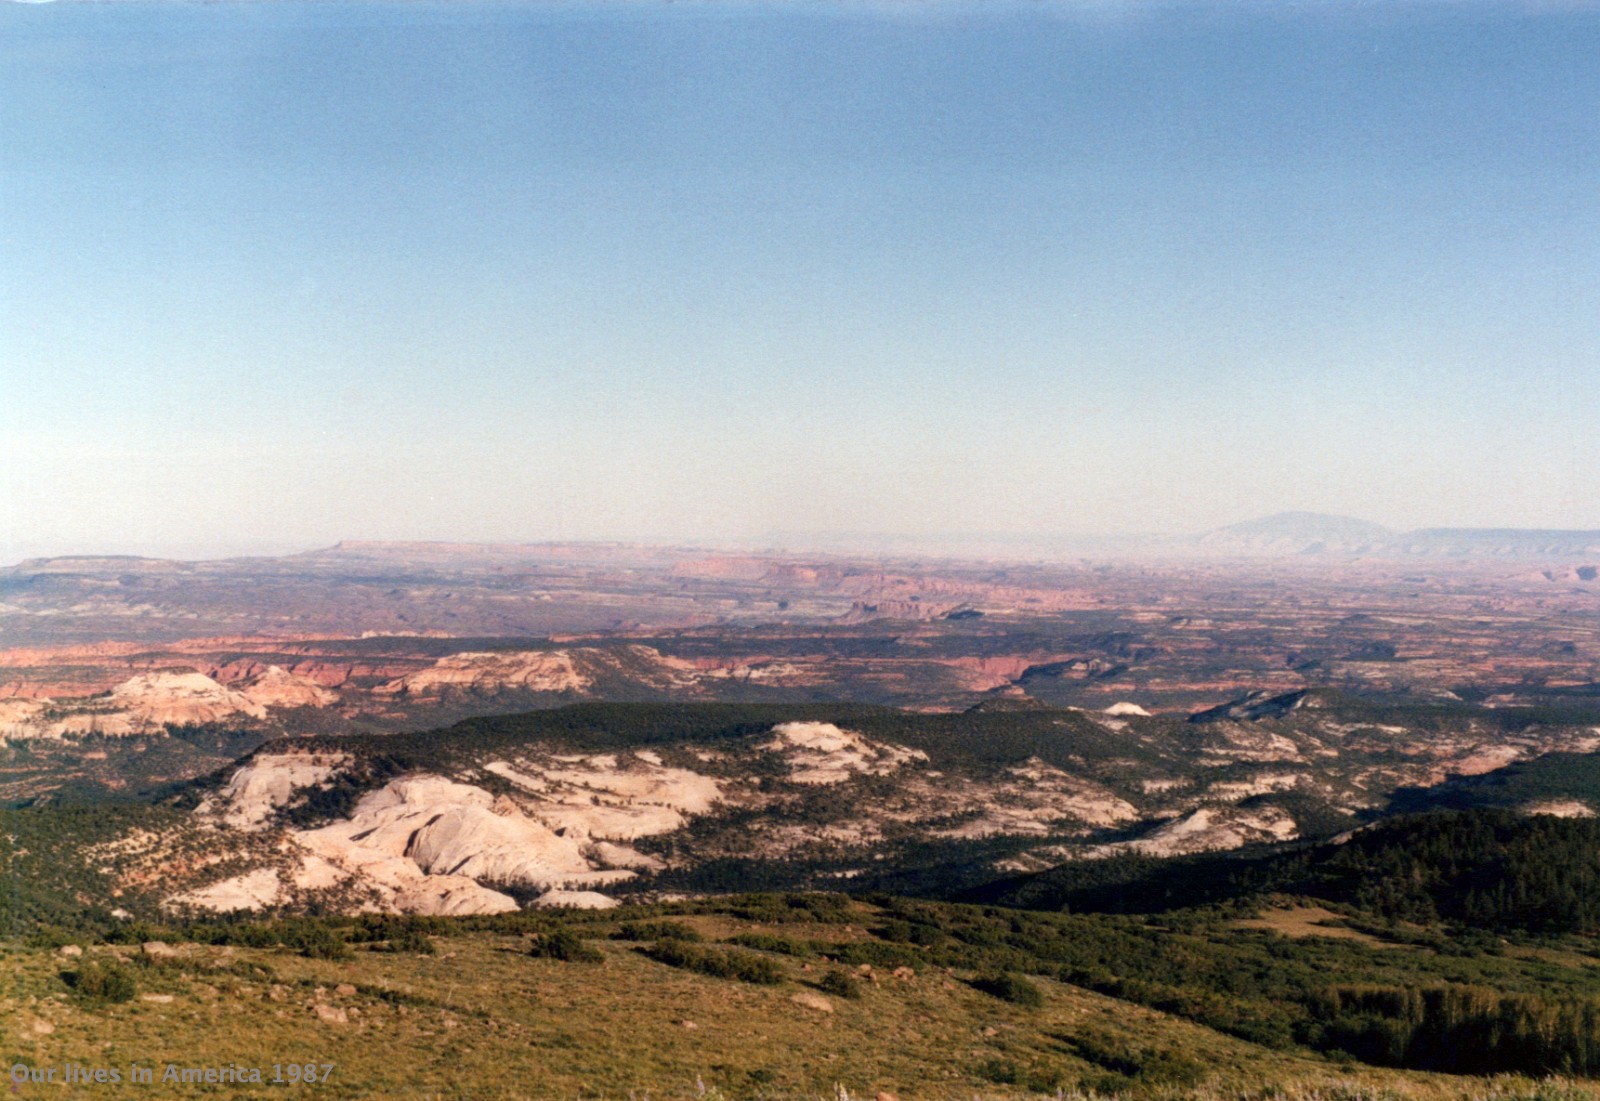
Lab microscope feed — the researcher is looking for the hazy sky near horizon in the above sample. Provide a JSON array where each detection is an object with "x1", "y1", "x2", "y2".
[{"x1": 3, "y1": 1, "x2": 1597, "y2": 560}]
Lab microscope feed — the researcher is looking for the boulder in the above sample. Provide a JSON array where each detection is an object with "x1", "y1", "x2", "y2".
[{"x1": 790, "y1": 991, "x2": 834, "y2": 1014}]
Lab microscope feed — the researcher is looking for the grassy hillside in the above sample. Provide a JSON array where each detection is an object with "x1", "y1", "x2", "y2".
[{"x1": 8, "y1": 894, "x2": 1600, "y2": 1100}]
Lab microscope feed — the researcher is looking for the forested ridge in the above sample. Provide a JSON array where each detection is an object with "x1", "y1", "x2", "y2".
[{"x1": 991, "y1": 808, "x2": 1600, "y2": 936}]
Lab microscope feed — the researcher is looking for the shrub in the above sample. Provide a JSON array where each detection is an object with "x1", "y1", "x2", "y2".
[
  {"x1": 287, "y1": 921, "x2": 351, "y2": 961},
  {"x1": 872, "y1": 918, "x2": 944, "y2": 946},
  {"x1": 529, "y1": 928, "x2": 604, "y2": 963},
  {"x1": 1064, "y1": 1031, "x2": 1206, "y2": 1087},
  {"x1": 204, "y1": 923, "x2": 281, "y2": 949},
  {"x1": 614, "y1": 920, "x2": 702, "y2": 943},
  {"x1": 643, "y1": 941, "x2": 783, "y2": 985},
  {"x1": 727, "y1": 933, "x2": 812, "y2": 957},
  {"x1": 818, "y1": 970, "x2": 862, "y2": 999},
  {"x1": 389, "y1": 928, "x2": 437, "y2": 955},
  {"x1": 972, "y1": 970, "x2": 1044, "y2": 1008},
  {"x1": 820, "y1": 940, "x2": 922, "y2": 970},
  {"x1": 974, "y1": 1057, "x2": 1064, "y2": 1092},
  {"x1": 729, "y1": 892, "x2": 854, "y2": 925},
  {"x1": 65, "y1": 961, "x2": 137, "y2": 1004},
  {"x1": 350, "y1": 914, "x2": 445, "y2": 945},
  {"x1": 27, "y1": 925, "x2": 80, "y2": 950}
]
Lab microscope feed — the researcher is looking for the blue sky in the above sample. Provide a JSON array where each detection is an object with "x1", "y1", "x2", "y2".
[{"x1": 2, "y1": 1, "x2": 1596, "y2": 558}]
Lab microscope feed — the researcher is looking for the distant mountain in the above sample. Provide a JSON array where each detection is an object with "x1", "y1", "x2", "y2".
[
  {"x1": 1195, "y1": 513, "x2": 1600, "y2": 561},
  {"x1": 1197, "y1": 512, "x2": 1394, "y2": 556}
]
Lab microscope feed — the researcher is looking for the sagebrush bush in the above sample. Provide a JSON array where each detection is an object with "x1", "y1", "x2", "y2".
[
  {"x1": 287, "y1": 921, "x2": 352, "y2": 960},
  {"x1": 66, "y1": 961, "x2": 137, "y2": 1004},
  {"x1": 389, "y1": 927, "x2": 437, "y2": 955},
  {"x1": 643, "y1": 940, "x2": 783, "y2": 985},
  {"x1": 972, "y1": 970, "x2": 1044, "y2": 1007},
  {"x1": 727, "y1": 932, "x2": 813, "y2": 957},
  {"x1": 818, "y1": 970, "x2": 862, "y2": 999},
  {"x1": 530, "y1": 928, "x2": 604, "y2": 963},
  {"x1": 614, "y1": 920, "x2": 702, "y2": 943}
]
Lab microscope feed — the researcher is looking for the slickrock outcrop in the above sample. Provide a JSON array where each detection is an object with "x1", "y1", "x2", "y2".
[
  {"x1": 175, "y1": 867, "x2": 285, "y2": 912},
  {"x1": 391, "y1": 878, "x2": 520, "y2": 916},
  {"x1": 587, "y1": 841, "x2": 667, "y2": 871},
  {"x1": 203, "y1": 753, "x2": 348, "y2": 829},
  {"x1": 236, "y1": 665, "x2": 338, "y2": 709},
  {"x1": 928, "y1": 759, "x2": 1139, "y2": 839},
  {"x1": 530, "y1": 889, "x2": 620, "y2": 909},
  {"x1": 378, "y1": 650, "x2": 590, "y2": 695},
  {"x1": 1524, "y1": 799, "x2": 1596, "y2": 818},
  {"x1": 289, "y1": 818, "x2": 521, "y2": 915},
  {"x1": 483, "y1": 754, "x2": 722, "y2": 839},
  {"x1": 1085, "y1": 805, "x2": 1299, "y2": 859},
  {"x1": 1205, "y1": 772, "x2": 1308, "y2": 800},
  {"x1": 177, "y1": 753, "x2": 720, "y2": 916},
  {"x1": 762, "y1": 722, "x2": 927, "y2": 785},
  {"x1": 374, "y1": 645, "x2": 699, "y2": 697},
  {"x1": 1, "y1": 672, "x2": 268, "y2": 740},
  {"x1": 0, "y1": 698, "x2": 49, "y2": 741},
  {"x1": 1190, "y1": 721, "x2": 1307, "y2": 763},
  {"x1": 303, "y1": 776, "x2": 622, "y2": 890},
  {"x1": 106, "y1": 672, "x2": 268, "y2": 725}
]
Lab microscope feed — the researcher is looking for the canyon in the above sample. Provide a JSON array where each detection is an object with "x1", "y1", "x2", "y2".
[{"x1": 2, "y1": 521, "x2": 1598, "y2": 921}]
